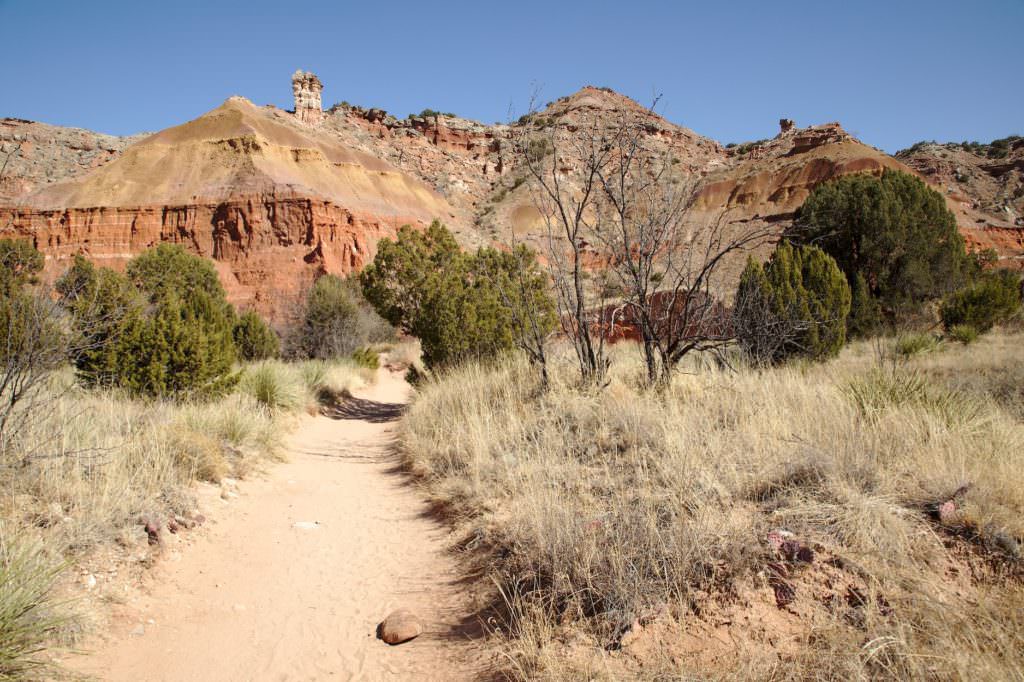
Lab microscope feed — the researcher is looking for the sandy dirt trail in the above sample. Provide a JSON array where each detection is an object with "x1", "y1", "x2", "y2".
[{"x1": 70, "y1": 366, "x2": 486, "y2": 681}]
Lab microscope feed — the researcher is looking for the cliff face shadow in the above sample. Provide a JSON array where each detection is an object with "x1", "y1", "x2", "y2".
[{"x1": 321, "y1": 395, "x2": 406, "y2": 423}]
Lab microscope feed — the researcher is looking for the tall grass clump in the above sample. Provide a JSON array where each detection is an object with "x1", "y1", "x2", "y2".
[
  {"x1": 239, "y1": 362, "x2": 302, "y2": 412},
  {"x1": 239, "y1": 358, "x2": 374, "y2": 413},
  {"x1": 401, "y1": 333, "x2": 1024, "y2": 680},
  {"x1": 0, "y1": 536, "x2": 66, "y2": 681},
  {"x1": 893, "y1": 331, "x2": 940, "y2": 357}
]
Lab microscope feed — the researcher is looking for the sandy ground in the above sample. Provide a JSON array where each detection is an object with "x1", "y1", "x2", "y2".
[{"x1": 67, "y1": 366, "x2": 487, "y2": 681}]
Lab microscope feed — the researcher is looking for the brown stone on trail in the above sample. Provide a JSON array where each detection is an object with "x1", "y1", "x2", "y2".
[
  {"x1": 144, "y1": 520, "x2": 162, "y2": 545},
  {"x1": 376, "y1": 609, "x2": 423, "y2": 645}
]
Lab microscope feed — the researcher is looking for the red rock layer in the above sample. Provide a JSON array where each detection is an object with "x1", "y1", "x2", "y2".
[{"x1": 1, "y1": 193, "x2": 425, "y2": 322}]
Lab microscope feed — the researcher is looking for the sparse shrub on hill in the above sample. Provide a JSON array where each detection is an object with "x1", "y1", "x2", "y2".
[
  {"x1": 734, "y1": 242, "x2": 851, "y2": 364},
  {"x1": 0, "y1": 238, "x2": 43, "y2": 296},
  {"x1": 941, "y1": 269, "x2": 1022, "y2": 334},
  {"x1": 233, "y1": 310, "x2": 280, "y2": 361},
  {"x1": 408, "y1": 108, "x2": 456, "y2": 120},
  {"x1": 360, "y1": 221, "x2": 555, "y2": 368},
  {"x1": 794, "y1": 169, "x2": 968, "y2": 322},
  {"x1": 294, "y1": 274, "x2": 394, "y2": 360}
]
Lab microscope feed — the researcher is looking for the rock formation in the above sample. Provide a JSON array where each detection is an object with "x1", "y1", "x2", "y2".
[
  {"x1": 2, "y1": 76, "x2": 1020, "y2": 323},
  {"x1": 0, "y1": 118, "x2": 146, "y2": 203},
  {"x1": 897, "y1": 138, "x2": 1024, "y2": 263},
  {"x1": 291, "y1": 70, "x2": 323, "y2": 125},
  {"x1": 2, "y1": 92, "x2": 454, "y2": 322}
]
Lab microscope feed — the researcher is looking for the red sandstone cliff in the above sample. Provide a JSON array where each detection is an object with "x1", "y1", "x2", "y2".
[
  {"x1": 2, "y1": 97, "x2": 456, "y2": 321},
  {"x1": 2, "y1": 80, "x2": 1021, "y2": 323}
]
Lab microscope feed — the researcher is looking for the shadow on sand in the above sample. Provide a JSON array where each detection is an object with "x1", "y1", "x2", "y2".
[{"x1": 320, "y1": 394, "x2": 406, "y2": 423}]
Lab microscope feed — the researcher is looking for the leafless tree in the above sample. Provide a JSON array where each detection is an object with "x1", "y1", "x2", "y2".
[
  {"x1": 0, "y1": 294, "x2": 68, "y2": 464},
  {"x1": 515, "y1": 98, "x2": 620, "y2": 385},
  {"x1": 534, "y1": 97, "x2": 775, "y2": 386}
]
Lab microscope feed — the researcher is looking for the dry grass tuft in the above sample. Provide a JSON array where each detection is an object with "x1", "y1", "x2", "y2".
[{"x1": 402, "y1": 331, "x2": 1024, "y2": 680}]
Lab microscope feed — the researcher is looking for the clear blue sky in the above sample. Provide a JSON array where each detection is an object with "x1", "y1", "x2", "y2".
[{"x1": 0, "y1": 0, "x2": 1020, "y2": 153}]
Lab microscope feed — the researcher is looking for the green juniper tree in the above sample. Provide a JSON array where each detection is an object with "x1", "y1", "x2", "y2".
[
  {"x1": 734, "y1": 242, "x2": 851, "y2": 364},
  {"x1": 794, "y1": 169, "x2": 968, "y2": 323},
  {"x1": 360, "y1": 221, "x2": 555, "y2": 368},
  {"x1": 233, "y1": 310, "x2": 280, "y2": 361}
]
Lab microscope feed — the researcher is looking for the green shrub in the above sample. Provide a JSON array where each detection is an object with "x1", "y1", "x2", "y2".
[
  {"x1": 0, "y1": 239, "x2": 43, "y2": 296},
  {"x1": 794, "y1": 169, "x2": 969, "y2": 320},
  {"x1": 408, "y1": 108, "x2": 456, "y2": 120},
  {"x1": 360, "y1": 221, "x2": 555, "y2": 368},
  {"x1": 233, "y1": 311, "x2": 280, "y2": 361},
  {"x1": 894, "y1": 332, "x2": 940, "y2": 357},
  {"x1": 351, "y1": 347, "x2": 380, "y2": 370},
  {"x1": 296, "y1": 275, "x2": 393, "y2": 360},
  {"x1": 734, "y1": 242, "x2": 851, "y2": 364},
  {"x1": 847, "y1": 271, "x2": 882, "y2": 338},
  {"x1": 0, "y1": 539, "x2": 66, "y2": 680},
  {"x1": 941, "y1": 270, "x2": 1021, "y2": 333},
  {"x1": 59, "y1": 247, "x2": 239, "y2": 399},
  {"x1": 57, "y1": 256, "x2": 143, "y2": 387},
  {"x1": 947, "y1": 324, "x2": 980, "y2": 345}
]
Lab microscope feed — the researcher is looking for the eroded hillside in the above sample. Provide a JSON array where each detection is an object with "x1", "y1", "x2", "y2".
[{"x1": 2, "y1": 73, "x2": 1021, "y2": 322}]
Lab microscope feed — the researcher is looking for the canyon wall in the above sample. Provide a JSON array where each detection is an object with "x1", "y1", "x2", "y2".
[
  {"x1": 1, "y1": 194, "x2": 422, "y2": 321},
  {"x1": 3, "y1": 75, "x2": 1021, "y2": 325}
]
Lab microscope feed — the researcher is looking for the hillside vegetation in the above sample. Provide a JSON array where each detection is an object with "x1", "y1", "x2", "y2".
[{"x1": 402, "y1": 334, "x2": 1024, "y2": 680}]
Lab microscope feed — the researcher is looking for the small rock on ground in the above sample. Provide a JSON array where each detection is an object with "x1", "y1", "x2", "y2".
[{"x1": 377, "y1": 609, "x2": 423, "y2": 645}]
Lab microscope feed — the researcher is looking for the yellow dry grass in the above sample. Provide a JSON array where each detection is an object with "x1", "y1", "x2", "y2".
[{"x1": 401, "y1": 331, "x2": 1024, "y2": 680}]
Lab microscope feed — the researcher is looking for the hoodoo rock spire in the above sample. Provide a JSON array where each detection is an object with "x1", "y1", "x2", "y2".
[{"x1": 291, "y1": 70, "x2": 323, "y2": 125}]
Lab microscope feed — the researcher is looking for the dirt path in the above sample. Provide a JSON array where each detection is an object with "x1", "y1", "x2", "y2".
[{"x1": 69, "y1": 366, "x2": 487, "y2": 681}]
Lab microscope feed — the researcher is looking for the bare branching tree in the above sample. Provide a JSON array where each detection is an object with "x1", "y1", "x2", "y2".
[
  {"x1": 516, "y1": 95, "x2": 775, "y2": 386},
  {"x1": 0, "y1": 294, "x2": 68, "y2": 463},
  {"x1": 515, "y1": 97, "x2": 620, "y2": 385}
]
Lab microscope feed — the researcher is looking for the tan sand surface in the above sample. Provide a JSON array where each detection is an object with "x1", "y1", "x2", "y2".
[{"x1": 68, "y1": 365, "x2": 485, "y2": 681}]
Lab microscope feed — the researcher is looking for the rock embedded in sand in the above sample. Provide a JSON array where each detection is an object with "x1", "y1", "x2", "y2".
[
  {"x1": 144, "y1": 519, "x2": 162, "y2": 545},
  {"x1": 377, "y1": 609, "x2": 423, "y2": 645}
]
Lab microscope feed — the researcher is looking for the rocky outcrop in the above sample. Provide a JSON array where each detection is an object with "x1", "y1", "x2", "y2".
[
  {"x1": 3, "y1": 76, "x2": 1021, "y2": 321},
  {"x1": 0, "y1": 118, "x2": 145, "y2": 203},
  {"x1": 1, "y1": 193, "x2": 420, "y2": 321},
  {"x1": 897, "y1": 138, "x2": 1024, "y2": 267},
  {"x1": 291, "y1": 70, "x2": 323, "y2": 125},
  {"x1": 1, "y1": 92, "x2": 454, "y2": 322}
]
